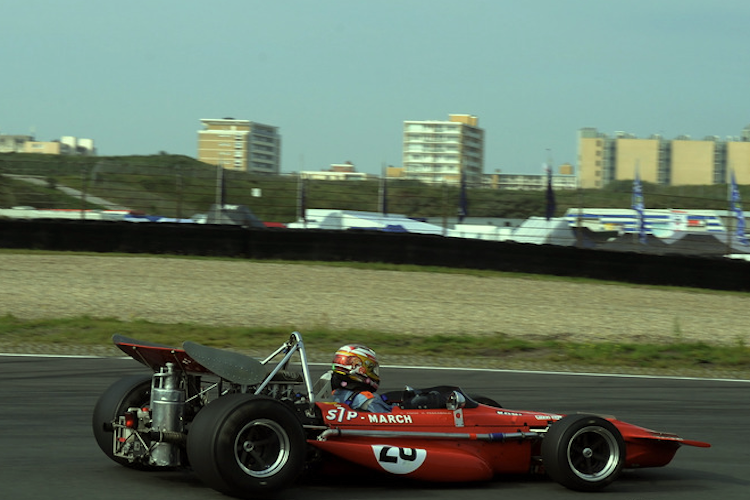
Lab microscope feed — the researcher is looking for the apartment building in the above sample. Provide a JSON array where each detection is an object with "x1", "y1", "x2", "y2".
[
  {"x1": 578, "y1": 126, "x2": 750, "y2": 188},
  {"x1": 198, "y1": 118, "x2": 281, "y2": 174},
  {"x1": 402, "y1": 114, "x2": 484, "y2": 185}
]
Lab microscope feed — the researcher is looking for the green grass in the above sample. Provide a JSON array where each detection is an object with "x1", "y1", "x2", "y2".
[
  {"x1": 1, "y1": 314, "x2": 748, "y2": 378},
  {"x1": 557, "y1": 340, "x2": 749, "y2": 369},
  {"x1": 1, "y1": 249, "x2": 748, "y2": 378}
]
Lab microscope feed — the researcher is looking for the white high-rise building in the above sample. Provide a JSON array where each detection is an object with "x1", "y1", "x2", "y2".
[{"x1": 402, "y1": 114, "x2": 484, "y2": 185}]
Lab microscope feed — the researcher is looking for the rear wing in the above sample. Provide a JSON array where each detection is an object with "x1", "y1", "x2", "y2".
[{"x1": 113, "y1": 331, "x2": 318, "y2": 407}]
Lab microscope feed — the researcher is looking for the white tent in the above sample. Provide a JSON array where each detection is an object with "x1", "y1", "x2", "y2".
[
  {"x1": 287, "y1": 210, "x2": 446, "y2": 236},
  {"x1": 510, "y1": 217, "x2": 576, "y2": 246},
  {"x1": 449, "y1": 224, "x2": 515, "y2": 241}
]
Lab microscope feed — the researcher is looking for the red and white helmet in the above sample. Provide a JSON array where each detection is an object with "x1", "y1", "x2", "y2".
[{"x1": 331, "y1": 344, "x2": 380, "y2": 390}]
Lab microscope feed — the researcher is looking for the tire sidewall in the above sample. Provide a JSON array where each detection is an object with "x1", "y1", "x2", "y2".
[
  {"x1": 541, "y1": 414, "x2": 626, "y2": 491},
  {"x1": 92, "y1": 373, "x2": 153, "y2": 467},
  {"x1": 187, "y1": 394, "x2": 306, "y2": 497}
]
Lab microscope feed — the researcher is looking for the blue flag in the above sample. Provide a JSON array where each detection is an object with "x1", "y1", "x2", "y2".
[
  {"x1": 730, "y1": 171, "x2": 748, "y2": 245},
  {"x1": 631, "y1": 170, "x2": 647, "y2": 244}
]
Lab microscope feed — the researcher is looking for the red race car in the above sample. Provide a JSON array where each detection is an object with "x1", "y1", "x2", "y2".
[{"x1": 93, "y1": 332, "x2": 710, "y2": 498}]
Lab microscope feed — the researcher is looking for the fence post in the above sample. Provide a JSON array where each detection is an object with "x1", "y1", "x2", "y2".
[{"x1": 80, "y1": 165, "x2": 88, "y2": 220}]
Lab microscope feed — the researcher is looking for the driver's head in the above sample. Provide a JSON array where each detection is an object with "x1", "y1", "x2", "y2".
[{"x1": 331, "y1": 344, "x2": 380, "y2": 391}]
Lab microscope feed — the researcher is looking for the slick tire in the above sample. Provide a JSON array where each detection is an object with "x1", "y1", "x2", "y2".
[
  {"x1": 541, "y1": 414, "x2": 626, "y2": 492},
  {"x1": 92, "y1": 374, "x2": 156, "y2": 470},
  {"x1": 187, "y1": 394, "x2": 306, "y2": 498}
]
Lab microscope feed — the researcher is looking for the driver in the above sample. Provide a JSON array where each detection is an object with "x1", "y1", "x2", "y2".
[{"x1": 330, "y1": 344, "x2": 392, "y2": 413}]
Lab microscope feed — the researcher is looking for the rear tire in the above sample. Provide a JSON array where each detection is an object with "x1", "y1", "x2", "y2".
[
  {"x1": 541, "y1": 414, "x2": 625, "y2": 491},
  {"x1": 92, "y1": 374, "x2": 154, "y2": 469},
  {"x1": 187, "y1": 394, "x2": 306, "y2": 498}
]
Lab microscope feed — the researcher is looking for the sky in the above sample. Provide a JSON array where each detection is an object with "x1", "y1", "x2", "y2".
[{"x1": 2, "y1": 0, "x2": 750, "y2": 175}]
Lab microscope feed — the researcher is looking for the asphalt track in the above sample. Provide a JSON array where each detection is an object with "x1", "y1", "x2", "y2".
[{"x1": 1, "y1": 354, "x2": 748, "y2": 500}]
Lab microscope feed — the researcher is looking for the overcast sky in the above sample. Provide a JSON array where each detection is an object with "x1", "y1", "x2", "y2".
[{"x1": 2, "y1": 0, "x2": 749, "y2": 175}]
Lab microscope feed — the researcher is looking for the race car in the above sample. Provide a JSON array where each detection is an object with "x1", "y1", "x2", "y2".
[{"x1": 93, "y1": 332, "x2": 710, "y2": 498}]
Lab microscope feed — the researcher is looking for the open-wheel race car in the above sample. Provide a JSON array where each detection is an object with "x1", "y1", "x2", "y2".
[{"x1": 93, "y1": 332, "x2": 710, "y2": 498}]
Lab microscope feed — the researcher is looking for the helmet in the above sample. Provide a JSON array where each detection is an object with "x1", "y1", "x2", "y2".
[{"x1": 331, "y1": 344, "x2": 380, "y2": 390}]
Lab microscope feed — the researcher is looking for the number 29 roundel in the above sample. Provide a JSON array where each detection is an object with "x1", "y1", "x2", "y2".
[{"x1": 371, "y1": 445, "x2": 427, "y2": 474}]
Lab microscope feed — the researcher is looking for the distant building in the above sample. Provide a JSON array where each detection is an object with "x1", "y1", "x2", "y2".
[
  {"x1": 300, "y1": 162, "x2": 375, "y2": 181},
  {"x1": 0, "y1": 134, "x2": 96, "y2": 155},
  {"x1": 385, "y1": 166, "x2": 405, "y2": 178},
  {"x1": 578, "y1": 126, "x2": 750, "y2": 188},
  {"x1": 402, "y1": 114, "x2": 484, "y2": 185},
  {"x1": 198, "y1": 118, "x2": 281, "y2": 174},
  {"x1": 61, "y1": 136, "x2": 95, "y2": 155},
  {"x1": 0, "y1": 135, "x2": 34, "y2": 153},
  {"x1": 387, "y1": 162, "x2": 575, "y2": 191},
  {"x1": 489, "y1": 171, "x2": 577, "y2": 191},
  {"x1": 559, "y1": 162, "x2": 574, "y2": 175},
  {"x1": 24, "y1": 141, "x2": 64, "y2": 154},
  {"x1": 330, "y1": 162, "x2": 355, "y2": 173}
]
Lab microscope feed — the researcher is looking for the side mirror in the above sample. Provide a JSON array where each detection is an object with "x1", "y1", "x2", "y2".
[{"x1": 446, "y1": 391, "x2": 466, "y2": 411}]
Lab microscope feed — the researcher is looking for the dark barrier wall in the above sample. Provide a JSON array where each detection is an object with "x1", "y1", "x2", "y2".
[{"x1": 1, "y1": 219, "x2": 749, "y2": 292}]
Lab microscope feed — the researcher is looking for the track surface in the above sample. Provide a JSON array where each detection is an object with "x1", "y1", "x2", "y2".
[{"x1": 1, "y1": 355, "x2": 747, "y2": 500}]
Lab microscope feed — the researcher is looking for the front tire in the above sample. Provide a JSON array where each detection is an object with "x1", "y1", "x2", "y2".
[
  {"x1": 92, "y1": 374, "x2": 154, "y2": 469},
  {"x1": 541, "y1": 414, "x2": 625, "y2": 491},
  {"x1": 187, "y1": 394, "x2": 306, "y2": 498}
]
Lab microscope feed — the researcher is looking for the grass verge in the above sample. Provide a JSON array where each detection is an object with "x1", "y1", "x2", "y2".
[{"x1": 1, "y1": 314, "x2": 748, "y2": 379}]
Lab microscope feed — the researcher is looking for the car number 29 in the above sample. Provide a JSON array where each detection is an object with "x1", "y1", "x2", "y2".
[{"x1": 371, "y1": 445, "x2": 427, "y2": 474}]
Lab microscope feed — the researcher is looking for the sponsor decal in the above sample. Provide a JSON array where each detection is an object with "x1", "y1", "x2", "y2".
[
  {"x1": 325, "y1": 406, "x2": 361, "y2": 423},
  {"x1": 324, "y1": 406, "x2": 413, "y2": 424},
  {"x1": 372, "y1": 445, "x2": 426, "y2": 474},
  {"x1": 656, "y1": 435, "x2": 682, "y2": 442},
  {"x1": 496, "y1": 411, "x2": 524, "y2": 417},
  {"x1": 534, "y1": 414, "x2": 563, "y2": 421},
  {"x1": 367, "y1": 413, "x2": 413, "y2": 424}
]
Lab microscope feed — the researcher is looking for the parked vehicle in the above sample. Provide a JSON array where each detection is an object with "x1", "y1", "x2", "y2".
[{"x1": 93, "y1": 332, "x2": 710, "y2": 498}]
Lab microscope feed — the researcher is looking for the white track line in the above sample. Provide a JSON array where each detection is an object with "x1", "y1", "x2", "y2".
[
  {"x1": 382, "y1": 364, "x2": 750, "y2": 384},
  {"x1": 2, "y1": 352, "x2": 747, "y2": 383},
  {"x1": 0, "y1": 352, "x2": 129, "y2": 360}
]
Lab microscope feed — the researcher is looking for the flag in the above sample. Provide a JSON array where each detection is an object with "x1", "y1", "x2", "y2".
[
  {"x1": 730, "y1": 171, "x2": 748, "y2": 245},
  {"x1": 545, "y1": 164, "x2": 556, "y2": 220},
  {"x1": 458, "y1": 168, "x2": 468, "y2": 223},
  {"x1": 631, "y1": 169, "x2": 647, "y2": 244},
  {"x1": 216, "y1": 164, "x2": 227, "y2": 206},
  {"x1": 380, "y1": 166, "x2": 388, "y2": 217},
  {"x1": 298, "y1": 174, "x2": 307, "y2": 224}
]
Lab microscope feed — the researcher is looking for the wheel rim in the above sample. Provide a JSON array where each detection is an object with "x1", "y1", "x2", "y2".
[
  {"x1": 233, "y1": 418, "x2": 291, "y2": 478},
  {"x1": 566, "y1": 425, "x2": 620, "y2": 482}
]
